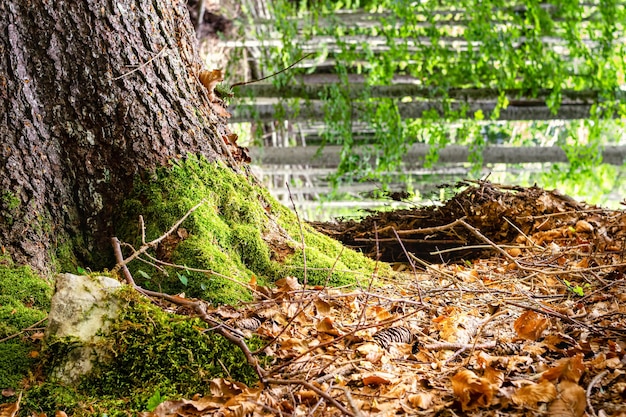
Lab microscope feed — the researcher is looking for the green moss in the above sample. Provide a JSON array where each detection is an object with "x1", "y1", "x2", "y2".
[
  {"x1": 0, "y1": 191, "x2": 21, "y2": 226},
  {"x1": 20, "y1": 290, "x2": 267, "y2": 415},
  {"x1": 88, "y1": 297, "x2": 262, "y2": 392},
  {"x1": 0, "y1": 342, "x2": 33, "y2": 389},
  {"x1": 116, "y1": 155, "x2": 388, "y2": 304},
  {"x1": 0, "y1": 263, "x2": 51, "y2": 390},
  {"x1": 0, "y1": 264, "x2": 51, "y2": 313},
  {"x1": 1, "y1": 191, "x2": 20, "y2": 210},
  {"x1": 22, "y1": 383, "x2": 81, "y2": 414}
]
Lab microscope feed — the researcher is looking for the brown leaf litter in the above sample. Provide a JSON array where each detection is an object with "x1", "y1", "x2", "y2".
[
  {"x1": 7, "y1": 181, "x2": 626, "y2": 416},
  {"x1": 137, "y1": 182, "x2": 626, "y2": 416}
]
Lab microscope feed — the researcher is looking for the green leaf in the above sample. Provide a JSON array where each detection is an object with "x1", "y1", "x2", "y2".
[
  {"x1": 177, "y1": 273, "x2": 188, "y2": 287},
  {"x1": 146, "y1": 389, "x2": 164, "y2": 412},
  {"x1": 137, "y1": 270, "x2": 151, "y2": 280}
]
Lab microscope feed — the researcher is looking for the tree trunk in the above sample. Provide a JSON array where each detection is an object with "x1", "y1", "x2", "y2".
[{"x1": 0, "y1": 0, "x2": 235, "y2": 272}]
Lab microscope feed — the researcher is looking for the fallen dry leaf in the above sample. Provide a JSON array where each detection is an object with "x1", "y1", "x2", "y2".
[
  {"x1": 362, "y1": 372, "x2": 396, "y2": 386},
  {"x1": 407, "y1": 392, "x2": 434, "y2": 410},
  {"x1": 198, "y1": 69, "x2": 223, "y2": 102},
  {"x1": 541, "y1": 354, "x2": 585, "y2": 383},
  {"x1": 451, "y1": 369, "x2": 497, "y2": 410},
  {"x1": 547, "y1": 381, "x2": 586, "y2": 417},
  {"x1": 314, "y1": 298, "x2": 331, "y2": 316},
  {"x1": 511, "y1": 379, "x2": 557, "y2": 407},
  {"x1": 316, "y1": 316, "x2": 340, "y2": 336},
  {"x1": 0, "y1": 392, "x2": 21, "y2": 417},
  {"x1": 514, "y1": 310, "x2": 549, "y2": 341}
]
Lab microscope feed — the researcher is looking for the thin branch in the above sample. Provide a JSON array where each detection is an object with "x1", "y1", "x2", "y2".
[
  {"x1": 111, "y1": 199, "x2": 206, "y2": 274},
  {"x1": 140, "y1": 251, "x2": 268, "y2": 299},
  {"x1": 264, "y1": 378, "x2": 354, "y2": 417},
  {"x1": 586, "y1": 370, "x2": 609, "y2": 417},
  {"x1": 111, "y1": 237, "x2": 136, "y2": 286},
  {"x1": 231, "y1": 53, "x2": 314, "y2": 87},
  {"x1": 392, "y1": 227, "x2": 423, "y2": 303},
  {"x1": 0, "y1": 317, "x2": 48, "y2": 343},
  {"x1": 286, "y1": 183, "x2": 307, "y2": 289},
  {"x1": 113, "y1": 46, "x2": 168, "y2": 80}
]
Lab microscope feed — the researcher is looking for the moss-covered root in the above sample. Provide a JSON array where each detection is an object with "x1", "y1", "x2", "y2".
[{"x1": 117, "y1": 156, "x2": 389, "y2": 304}]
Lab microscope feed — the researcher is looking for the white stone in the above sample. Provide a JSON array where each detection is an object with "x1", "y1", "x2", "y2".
[{"x1": 45, "y1": 273, "x2": 123, "y2": 385}]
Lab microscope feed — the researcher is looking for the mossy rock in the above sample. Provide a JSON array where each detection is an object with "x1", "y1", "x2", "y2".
[{"x1": 25, "y1": 290, "x2": 265, "y2": 415}]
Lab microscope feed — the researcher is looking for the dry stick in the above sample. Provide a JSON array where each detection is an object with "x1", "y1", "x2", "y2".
[
  {"x1": 505, "y1": 299, "x2": 600, "y2": 333},
  {"x1": 408, "y1": 253, "x2": 463, "y2": 299},
  {"x1": 139, "y1": 215, "x2": 146, "y2": 245},
  {"x1": 264, "y1": 378, "x2": 354, "y2": 417},
  {"x1": 426, "y1": 341, "x2": 498, "y2": 351},
  {"x1": 502, "y1": 216, "x2": 542, "y2": 249},
  {"x1": 458, "y1": 219, "x2": 626, "y2": 276},
  {"x1": 324, "y1": 246, "x2": 345, "y2": 287},
  {"x1": 267, "y1": 309, "x2": 423, "y2": 377},
  {"x1": 586, "y1": 370, "x2": 609, "y2": 417},
  {"x1": 462, "y1": 310, "x2": 508, "y2": 368},
  {"x1": 377, "y1": 218, "x2": 466, "y2": 237},
  {"x1": 454, "y1": 221, "x2": 613, "y2": 333},
  {"x1": 520, "y1": 208, "x2": 608, "y2": 220},
  {"x1": 315, "y1": 360, "x2": 360, "y2": 384},
  {"x1": 112, "y1": 199, "x2": 206, "y2": 274},
  {"x1": 111, "y1": 209, "x2": 355, "y2": 416},
  {"x1": 392, "y1": 227, "x2": 423, "y2": 303},
  {"x1": 309, "y1": 382, "x2": 330, "y2": 415},
  {"x1": 110, "y1": 237, "x2": 267, "y2": 382},
  {"x1": 286, "y1": 183, "x2": 307, "y2": 289},
  {"x1": 113, "y1": 45, "x2": 168, "y2": 80},
  {"x1": 430, "y1": 244, "x2": 523, "y2": 256},
  {"x1": 0, "y1": 317, "x2": 48, "y2": 343},
  {"x1": 139, "y1": 251, "x2": 268, "y2": 300},
  {"x1": 337, "y1": 386, "x2": 365, "y2": 417},
  {"x1": 230, "y1": 53, "x2": 314, "y2": 88},
  {"x1": 354, "y1": 222, "x2": 380, "y2": 331}
]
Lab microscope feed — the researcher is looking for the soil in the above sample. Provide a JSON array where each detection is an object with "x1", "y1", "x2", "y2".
[{"x1": 310, "y1": 180, "x2": 626, "y2": 265}]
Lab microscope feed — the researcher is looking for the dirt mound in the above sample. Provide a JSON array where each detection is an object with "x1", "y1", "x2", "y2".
[{"x1": 312, "y1": 181, "x2": 626, "y2": 264}]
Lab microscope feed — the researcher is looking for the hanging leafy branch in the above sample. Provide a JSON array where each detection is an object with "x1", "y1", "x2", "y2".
[{"x1": 234, "y1": 0, "x2": 626, "y2": 186}]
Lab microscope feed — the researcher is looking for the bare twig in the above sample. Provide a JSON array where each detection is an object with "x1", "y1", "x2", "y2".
[
  {"x1": 231, "y1": 53, "x2": 314, "y2": 87},
  {"x1": 463, "y1": 310, "x2": 508, "y2": 367},
  {"x1": 337, "y1": 387, "x2": 365, "y2": 417},
  {"x1": 113, "y1": 46, "x2": 168, "y2": 80},
  {"x1": 111, "y1": 199, "x2": 206, "y2": 274},
  {"x1": 111, "y1": 237, "x2": 136, "y2": 286},
  {"x1": 392, "y1": 228, "x2": 423, "y2": 303},
  {"x1": 0, "y1": 317, "x2": 48, "y2": 343},
  {"x1": 286, "y1": 183, "x2": 307, "y2": 289},
  {"x1": 111, "y1": 231, "x2": 266, "y2": 382},
  {"x1": 586, "y1": 370, "x2": 609, "y2": 417},
  {"x1": 264, "y1": 378, "x2": 354, "y2": 417},
  {"x1": 140, "y1": 251, "x2": 268, "y2": 299}
]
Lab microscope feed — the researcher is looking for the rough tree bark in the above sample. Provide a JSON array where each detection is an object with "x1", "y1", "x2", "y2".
[{"x1": 0, "y1": 0, "x2": 236, "y2": 272}]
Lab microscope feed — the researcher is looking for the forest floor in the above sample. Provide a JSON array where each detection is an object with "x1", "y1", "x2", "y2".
[{"x1": 136, "y1": 181, "x2": 626, "y2": 416}]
